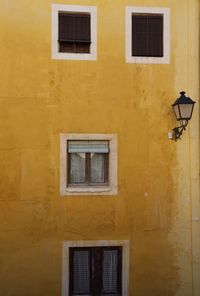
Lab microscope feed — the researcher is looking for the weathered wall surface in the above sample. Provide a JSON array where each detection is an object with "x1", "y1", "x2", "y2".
[{"x1": 0, "y1": 0, "x2": 199, "y2": 295}]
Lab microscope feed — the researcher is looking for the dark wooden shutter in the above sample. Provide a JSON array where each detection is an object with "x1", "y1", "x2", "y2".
[
  {"x1": 132, "y1": 15, "x2": 148, "y2": 56},
  {"x1": 75, "y1": 14, "x2": 91, "y2": 43},
  {"x1": 58, "y1": 13, "x2": 90, "y2": 53},
  {"x1": 58, "y1": 13, "x2": 75, "y2": 42},
  {"x1": 132, "y1": 14, "x2": 163, "y2": 57},
  {"x1": 91, "y1": 247, "x2": 102, "y2": 295},
  {"x1": 148, "y1": 15, "x2": 163, "y2": 57}
]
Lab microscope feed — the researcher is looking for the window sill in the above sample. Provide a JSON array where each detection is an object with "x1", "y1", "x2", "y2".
[
  {"x1": 126, "y1": 55, "x2": 170, "y2": 64},
  {"x1": 51, "y1": 51, "x2": 97, "y2": 61},
  {"x1": 61, "y1": 185, "x2": 117, "y2": 196}
]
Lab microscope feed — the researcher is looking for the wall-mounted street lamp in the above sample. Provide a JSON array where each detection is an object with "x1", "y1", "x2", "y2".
[{"x1": 172, "y1": 91, "x2": 196, "y2": 140}]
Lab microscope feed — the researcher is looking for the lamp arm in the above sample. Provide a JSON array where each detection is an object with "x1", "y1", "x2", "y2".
[{"x1": 173, "y1": 120, "x2": 189, "y2": 140}]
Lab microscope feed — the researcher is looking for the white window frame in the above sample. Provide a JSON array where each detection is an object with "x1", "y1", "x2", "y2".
[
  {"x1": 60, "y1": 134, "x2": 118, "y2": 195},
  {"x1": 51, "y1": 4, "x2": 97, "y2": 60},
  {"x1": 62, "y1": 240, "x2": 129, "y2": 296},
  {"x1": 126, "y1": 6, "x2": 170, "y2": 64}
]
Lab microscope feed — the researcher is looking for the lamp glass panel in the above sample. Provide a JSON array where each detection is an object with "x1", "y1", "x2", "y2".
[
  {"x1": 179, "y1": 104, "x2": 193, "y2": 120},
  {"x1": 173, "y1": 104, "x2": 181, "y2": 120}
]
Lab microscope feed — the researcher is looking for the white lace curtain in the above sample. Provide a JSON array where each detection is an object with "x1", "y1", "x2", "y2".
[
  {"x1": 102, "y1": 250, "x2": 118, "y2": 293},
  {"x1": 70, "y1": 153, "x2": 105, "y2": 183},
  {"x1": 91, "y1": 153, "x2": 104, "y2": 183},
  {"x1": 70, "y1": 153, "x2": 85, "y2": 183},
  {"x1": 72, "y1": 249, "x2": 119, "y2": 295},
  {"x1": 73, "y1": 250, "x2": 90, "y2": 294}
]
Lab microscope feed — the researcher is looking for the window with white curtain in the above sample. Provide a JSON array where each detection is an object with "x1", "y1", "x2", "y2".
[
  {"x1": 67, "y1": 140, "x2": 109, "y2": 186},
  {"x1": 60, "y1": 134, "x2": 118, "y2": 195},
  {"x1": 69, "y1": 247, "x2": 122, "y2": 296},
  {"x1": 62, "y1": 240, "x2": 129, "y2": 296}
]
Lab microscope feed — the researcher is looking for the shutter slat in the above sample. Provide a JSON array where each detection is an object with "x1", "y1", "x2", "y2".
[
  {"x1": 132, "y1": 15, "x2": 148, "y2": 56},
  {"x1": 148, "y1": 15, "x2": 163, "y2": 57},
  {"x1": 132, "y1": 14, "x2": 163, "y2": 57},
  {"x1": 75, "y1": 15, "x2": 91, "y2": 42},
  {"x1": 58, "y1": 13, "x2": 90, "y2": 43},
  {"x1": 58, "y1": 14, "x2": 75, "y2": 41}
]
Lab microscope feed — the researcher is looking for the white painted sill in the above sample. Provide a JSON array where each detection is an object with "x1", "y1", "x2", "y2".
[{"x1": 63, "y1": 185, "x2": 117, "y2": 195}]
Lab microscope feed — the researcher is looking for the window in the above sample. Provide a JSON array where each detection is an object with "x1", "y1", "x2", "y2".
[
  {"x1": 62, "y1": 240, "x2": 129, "y2": 296},
  {"x1": 52, "y1": 4, "x2": 97, "y2": 60},
  {"x1": 58, "y1": 13, "x2": 91, "y2": 54},
  {"x1": 67, "y1": 141, "x2": 109, "y2": 186},
  {"x1": 69, "y1": 247, "x2": 122, "y2": 295},
  {"x1": 126, "y1": 7, "x2": 170, "y2": 64},
  {"x1": 60, "y1": 134, "x2": 117, "y2": 195},
  {"x1": 132, "y1": 14, "x2": 163, "y2": 57}
]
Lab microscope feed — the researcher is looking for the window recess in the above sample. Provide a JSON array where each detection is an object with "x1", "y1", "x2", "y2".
[
  {"x1": 132, "y1": 14, "x2": 163, "y2": 57},
  {"x1": 58, "y1": 13, "x2": 91, "y2": 53},
  {"x1": 69, "y1": 246, "x2": 122, "y2": 296},
  {"x1": 67, "y1": 141, "x2": 109, "y2": 186},
  {"x1": 60, "y1": 133, "x2": 117, "y2": 195}
]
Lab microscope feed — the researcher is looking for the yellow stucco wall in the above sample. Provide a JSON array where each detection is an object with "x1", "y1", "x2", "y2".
[{"x1": 0, "y1": 0, "x2": 199, "y2": 295}]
